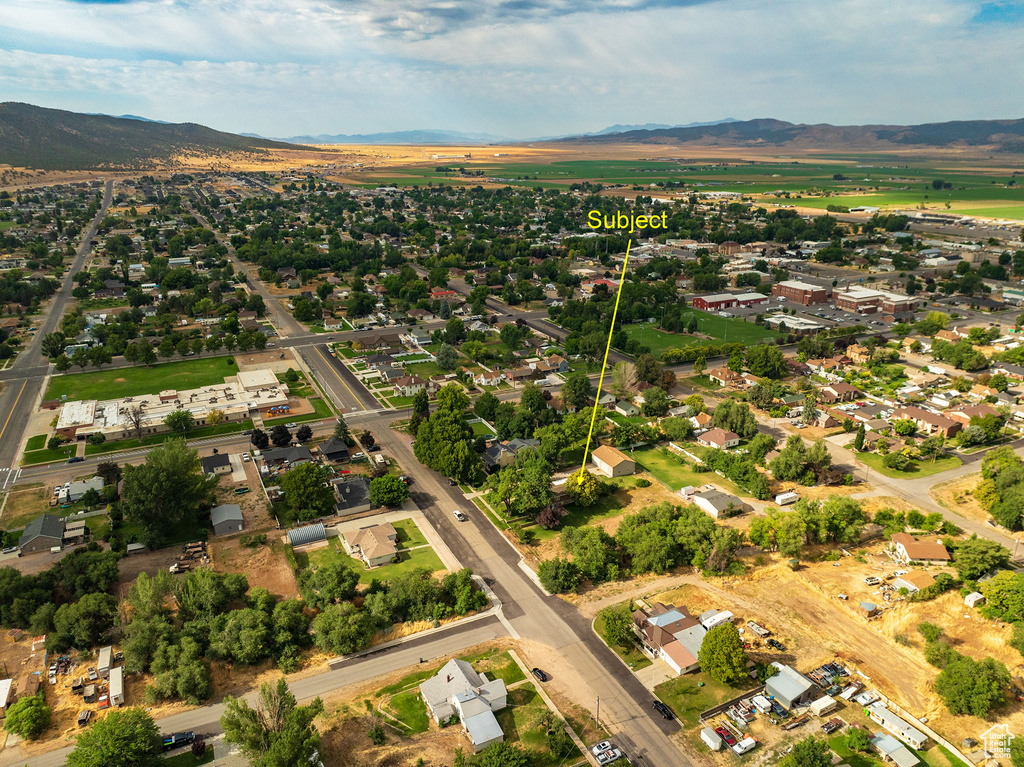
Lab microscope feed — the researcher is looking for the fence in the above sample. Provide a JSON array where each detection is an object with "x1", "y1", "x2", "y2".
[{"x1": 699, "y1": 684, "x2": 766, "y2": 723}]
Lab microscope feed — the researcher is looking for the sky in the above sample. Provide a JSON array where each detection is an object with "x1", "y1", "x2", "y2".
[{"x1": 1, "y1": 0, "x2": 1023, "y2": 138}]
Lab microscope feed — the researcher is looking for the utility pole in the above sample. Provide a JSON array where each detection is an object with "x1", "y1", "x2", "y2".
[{"x1": 596, "y1": 696, "x2": 600, "y2": 724}]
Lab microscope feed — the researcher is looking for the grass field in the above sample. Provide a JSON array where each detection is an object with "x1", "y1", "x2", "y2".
[
  {"x1": 655, "y1": 672, "x2": 753, "y2": 729},
  {"x1": 391, "y1": 517, "x2": 428, "y2": 548},
  {"x1": 385, "y1": 690, "x2": 430, "y2": 735},
  {"x1": 495, "y1": 683, "x2": 583, "y2": 767},
  {"x1": 24, "y1": 435, "x2": 46, "y2": 451},
  {"x1": 22, "y1": 447, "x2": 76, "y2": 466},
  {"x1": 857, "y1": 451, "x2": 962, "y2": 479},
  {"x1": 624, "y1": 314, "x2": 777, "y2": 358},
  {"x1": 45, "y1": 357, "x2": 238, "y2": 401},
  {"x1": 296, "y1": 540, "x2": 446, "y2": 585},
  {"x1": 631, "y1": 445, "x2": 747, "y2": 497}
]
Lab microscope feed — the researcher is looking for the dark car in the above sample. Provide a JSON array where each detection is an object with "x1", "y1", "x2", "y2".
[
  {"x1": 767, "y1": 638, "x2": 786, "y2": 651},
  {"x1": 67, "y1": 457, "x2": 84, "y2": 464},
  {"x1": 162, "y1": 731, "x2": 196, "y2": 751},
  {"x1": 531, "y1": 668, "x2": 548, "y2": 682},
  {"x1": 652, "y1": 701, "x2": 673, "y2": 720},
  {"x1": 367, "y1": 445, "x2": 381, "y2": 452}
]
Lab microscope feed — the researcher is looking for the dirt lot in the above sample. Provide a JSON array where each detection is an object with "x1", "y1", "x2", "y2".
[
  {"x1": 931, "y1": 472, "x2": 990, "y2": 525},
  {"x1": 0, "y1": 484, "x2": 50, "y2": 530},
  {"x1": 211, "y1": 468, "x2": 274, "y2": 531},
  {"x1": 235, "y1": 348, "x2": 297, "y2": 374},
  {"x1": 210, "y1": 539, "x2": 299, "y2": 600}
]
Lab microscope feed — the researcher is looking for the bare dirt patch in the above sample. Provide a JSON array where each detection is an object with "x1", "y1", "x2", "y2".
[
  {"x1": 211, "y1": 539, "x2": 299, "y2": 600},
  {"x1": 1, "y1": 484, "x2": 50, "y2": 530},
  {"x1": 931, "y1": 472, "x2": 989, "y2": 525}
]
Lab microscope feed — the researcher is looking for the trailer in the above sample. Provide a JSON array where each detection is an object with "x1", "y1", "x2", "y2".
[
  {"x1": 746, "y1": 621, "x2": 771, "y2": 638},
  {"x1": 775, "y1": 491, "x2": 799, "y2": 506}
]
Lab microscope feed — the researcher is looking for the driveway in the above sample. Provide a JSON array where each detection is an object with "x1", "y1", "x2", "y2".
[{"x1": 635, "y1": 659, "x2": 676, "y2": 692}]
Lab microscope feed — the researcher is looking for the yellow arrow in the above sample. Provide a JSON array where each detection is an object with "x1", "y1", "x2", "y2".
[{"x1": 578, "y1": 238, "x2": 632, "y2": 483}]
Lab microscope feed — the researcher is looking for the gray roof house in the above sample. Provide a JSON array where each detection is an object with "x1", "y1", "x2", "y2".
[
  {"x1": 210, "y1": 504, "x2": 244, "y2": 536},
  {"x1": 319, "y1": 437, "x2": 349, "y2": 462},
  {"x1": 67, "y1": 476, "x2": 104, "y2": 503},
  {"x1": 872, "y1": 733, "x2": 921, "y2": 767},
  {"x1": 19, "y1": 514, "x2": 65, "y2": 554},
  {"x1": 201, "y1": 453, "x2": 232, "y2": 476},
  {"x1": 333, "y1": 476, "x2": 372, "y2": 516},
  {"x1": 263, "y1": 445, "x2": 313, "y2": 466},
  {"x1": 764, "y1": 663, "x2": 816, "y2": 710},
  {"x1": 419, "y1": 658, "x2": 507, "y2": 753}
]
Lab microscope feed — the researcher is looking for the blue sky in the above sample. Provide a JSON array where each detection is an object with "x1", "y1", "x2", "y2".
[{"x1": 1, "y1": 0, "x2": 1022, "y2": 138}]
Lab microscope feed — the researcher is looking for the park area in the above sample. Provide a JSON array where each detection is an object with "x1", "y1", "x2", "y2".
[
  {"x1": 624, "y1": 312, "x2": 778, "y2": 359},
  {"x1": 44, "y1": 356, "x2": 239, "y2": 401}
]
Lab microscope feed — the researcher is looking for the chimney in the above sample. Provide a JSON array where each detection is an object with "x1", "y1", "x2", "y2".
[{"x1": 446, "y1": 675, "x2": 452, "y2": 683}]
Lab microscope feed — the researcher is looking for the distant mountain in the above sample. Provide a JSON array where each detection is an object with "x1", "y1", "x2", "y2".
[
  {"x1": 0, "y1": 102, "x2": 305, "y2": 170},
  {"x1": 278, "y1": 129, "x2": 509, "y2": 145},
  {"x1": 559, "y1": 117, "x2": 1024, "y2": 151},
  {"x1": 591, "y1": 119, "x2": 739, "y2": 136}
]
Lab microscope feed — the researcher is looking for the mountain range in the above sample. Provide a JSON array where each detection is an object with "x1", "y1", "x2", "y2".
[{"x1": 0, "y1": 103, "x2": 302, "y2": 170}]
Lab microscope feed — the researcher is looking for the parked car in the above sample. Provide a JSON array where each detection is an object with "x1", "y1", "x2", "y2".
[
  {"x1": 242, "y1": 453, "x2": 251, "y2": 462},
  {"x1": 285, "y1": 422, "x2": 298, "y2": 428},
  {"x1": 531, "y1": 668, "x2": 548, "y2": 682},
  {"x1": 452, "y1": 510, "x2": 468, "y2": 522},
  {"x1": 398, "y1": 475, "x2": 412, "y2": 485},
  {"x1": 715, "y1": 726, "x2": 736, "y2": 746},
  {"x1": 162, "y1": 731, "x2": 196, "y2": 751},
  {"x1": 821, "y1": 718, "x2": 842, "y2": 734},
  {"x1": 652, "y1": 701, "x2": 673, "y2": 720},
  {"x1": 767, "y1": 639, "x2": 786, "y2": 651},
  {"x1": 591, "y1": 741, "x2": 613, "y2": 757},
  {"x1": 87, "y1": 668, "x2": 97, "y2": 682},
  {"x1": 596, "y1": 748, "x2": 624, "y2": 765},
  {"x1": 77, "y1": 710, "x2": 91, "y2": 727},
  {"x1": 67, "y1": 457, "x2": 83, "y2": 464},
  {"x1": 2, "y1": 546, "x2": 19, "y2": 555}
]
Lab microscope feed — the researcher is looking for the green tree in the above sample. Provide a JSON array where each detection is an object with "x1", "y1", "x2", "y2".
[
  {"x1": 369, "y1": 474, "x2": 410, "y2": 507},
  {"x1": 120, "y1": 439, "x2": 218, "y2": 545},
  {"x1": 298, "y1": 561, "x2": 359, "y2": 609},
  {"x1": 953, "y1": 537, "x2": 1010, "y2": 580},
  {"x1": 561, "y1": 371, "x2": 594, "y2": 411},
  {"x1": 221, "y1": 678, "x2": 324, "y2": 767},
  {"x1": 845, "y1": 727, "x2": 873, "y2": 752},
  {"x1": 270, "y1": 424, "x2": 292, "y2": 447},
  {"x1": 566, "y1": 468, "x2": 601, "y2": 507},
  {"x1": 436, "y1": 343, "x2": 458, "y2": 370},
  {"x1": 312, "y1": 602, "x2": 376, "y2": 654},
  {"x1": 279, "y1": 463, "x2": 336, "y2": 520},
  {"x1": 600, "y1": 603, "x2": 636, "y2": 649},
  {"x1": 163, "y1": 409, "x2": 196, "y2": 436},
  {"x1": 67, "y1": 708, "x2": 162, "y2": 767},
  {"x1": 537, "y1": 558, "x2": 581, "y2": 593},
  {"x1": 476, "y1": 741, "x2": 530, "y2": 767},
  {"x1": 934, "y1": 656, "x2": 1010, "y2": 717},
  {"x1": 745, "y1": 344, "x2": 787, "y2": 378},
  {"x1": 3, "y1": 695, "x2": 51, "y2": 739},
  {"x1": 474, "y1": 390, "x2": 499, "y2": 422},
  {"x1": 333, "y1": 416, "x2": 350, "y2": 442},
  {"x1": 641, "y1": 386, "x2": 670, "y2": 417},
  {"x1": 697, "y1": 623, "x2": 748, "y2": 684},
  {"x1": 780, "y1": 736, "x2": 832, "y2": 767}
]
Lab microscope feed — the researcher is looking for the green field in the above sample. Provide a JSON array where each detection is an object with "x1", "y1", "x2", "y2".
[
  {"x1": 631, "y1": 445, "x2": 747, "y2": 497},
  {"x1": 385, "y1": 690, "x2": 430, "y2": 735},
  {"x1": 45, "y1": 357, "x2": 238, "y2": 401},
  {"x1": 24, "y1": 435, "x2": 47, "y2": 451},
  {"x1": 655, "y1": 672, "x2": 753, "y2": 729},
  {"x1": 296, "y1": 540, "x2": 446, "y2": 585},
  {"x1": 494, "y1": 683, "x2": 583, "y2": 767},
  {"x1": 857, "y1": 451, "x2": 962, "y2": 479},
  {"x1": 624, "y1": 313, "x2": 778, "y2": 359},
  {"x1": 22, "y1": 447, "x2": 77, "y2": 466}
]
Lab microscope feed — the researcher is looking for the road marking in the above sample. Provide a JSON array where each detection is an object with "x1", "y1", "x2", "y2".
[
  {"x1": 312, "y1": 346, "x2": 365, "y2": 411},
  {"x1": 578, "y1": 239, "x2": 632, "y2": 480},
  {"x1": 0, "y1": 380, "x2": 28, "y2": 466}
]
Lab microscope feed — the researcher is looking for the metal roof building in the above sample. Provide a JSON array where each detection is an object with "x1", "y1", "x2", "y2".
[
  {"x1": 764, "y1": 663, "x2": 815, "y2": 710},
  {"x1": 287, "y1": 522, "x2": 326, "y2": 548}
]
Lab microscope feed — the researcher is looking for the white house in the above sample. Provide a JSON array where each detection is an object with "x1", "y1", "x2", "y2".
[{"x1": 419, "y1": 659, "x2": 507, "y2": 753}]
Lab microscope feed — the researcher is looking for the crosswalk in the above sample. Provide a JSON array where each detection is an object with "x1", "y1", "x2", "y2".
[{"x1": 0, "y1": 468, "x2": 22, "y2": 491}]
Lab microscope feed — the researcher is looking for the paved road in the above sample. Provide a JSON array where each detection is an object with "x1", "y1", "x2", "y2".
[
  {"x1": 3, "y1": 617, "x2": 509, "y2": 767},
  {"x1": 0, "y1": 180, "x2": 113, "y2": 470},
  {"x1": 298, "y1": 343, "x2": 382, "y2": 413}
]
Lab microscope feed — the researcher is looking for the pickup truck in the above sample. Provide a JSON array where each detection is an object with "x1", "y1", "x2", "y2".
[{"x1": 162, "y1": 731, "x2": 196, "y2": 751}]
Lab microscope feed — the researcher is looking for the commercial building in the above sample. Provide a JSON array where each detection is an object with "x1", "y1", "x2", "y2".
[
  {"x1": 691, "y1": 294, "x2": 736, "y2": 311},
  {"x1": 833, "y1": 287, "x2": 919, "y2": 314},
  {"x1": 771, "y1": 280, "x2": 828, "y2": 306},
  {"x1": 54, "y1": 370, "x2": 289, "y2": 441}
]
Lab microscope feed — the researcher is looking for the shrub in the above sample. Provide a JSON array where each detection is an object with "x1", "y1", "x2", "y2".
[{"x1": 635, "y1": 478, "x2": 651, "y2": 488}]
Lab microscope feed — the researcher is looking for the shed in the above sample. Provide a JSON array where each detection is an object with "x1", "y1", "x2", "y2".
[
  {"x1": 5, "y1": 629, "x2": 21, "y2": 644},
  {"x1": 700, "y1": 727, "x2": 724, "y2": 751},
  {"x1": 109, "y1": 666, "x2": 124, "y2": 706},
  {"x1": 287, "y1": 523, "x2": 326, "y2": 548},
  {"x1": 964, "y1": 592, "x2": 985, "y2": 608},
  {"x1": 764, "y1": 664, "x2": 815, "y2": 709},
  {"x1": 126, "y1": 543, "x2": 146, "y2": 555},
  {"x1": 860, "y1": 601, "x2": 879, "y2": 616},
  {"x1": 210, "y1": 504, "x2": 244, "y2": 536},
  {"x1": 19, "y1": 672, "x2": 39, "y2": 699},
  {"x1": 97, "y1": 646, "x2": 112, "y2": 678},
  {"x1": 31, "y1": 635, "x2": 46, "y2": 651},
  {"x1": 809, "y1": 696, "x2": 838, "y2": 716}
]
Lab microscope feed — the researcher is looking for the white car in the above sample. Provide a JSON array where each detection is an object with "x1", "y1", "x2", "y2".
[
  {"x1": 242, "y1": 454, "x2": 250, "y2": 463},
  {"x1": 285, "y1": 422, "x2": 298, "y2": 428},
  {"x1": 597, "y1": 749, "x2": 623, "y2": 765},
  {"x1": 591, "y1": 741, "x2": 612, "y2": 757},
  {"x1": 453, "y1": 510, "x2": 468, "y2": 522}
]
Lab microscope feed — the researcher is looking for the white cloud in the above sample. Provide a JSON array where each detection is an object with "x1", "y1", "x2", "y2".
[{"x1": 0, "y1": 0, "x2": 1021, "y2": 136}]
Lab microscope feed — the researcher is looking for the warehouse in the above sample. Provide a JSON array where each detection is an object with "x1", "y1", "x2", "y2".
[
  {"x1": 771, "y1": 279, "x2": 828, "y2": 305},
  {"x1": 691, "y1": 294, "x2": 736, "y2": 311}
]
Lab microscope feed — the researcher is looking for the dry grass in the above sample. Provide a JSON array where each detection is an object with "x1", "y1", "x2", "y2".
[
  {"x1": 0, "y1": 484, "x2": 49, "y2": 530},
  {"x1": 931, "y1": 473, "x2": 990, "y2": 525}
]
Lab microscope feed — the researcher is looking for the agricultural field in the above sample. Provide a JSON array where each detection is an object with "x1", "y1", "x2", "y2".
[{"x1": 44, "y1": 356, "x2": 239, "y2": 401}]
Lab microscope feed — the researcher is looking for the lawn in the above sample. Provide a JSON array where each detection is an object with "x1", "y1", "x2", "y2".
[
  {"x1": 297, "y1": 541, "x2": 446, "y2": 585},
  {"x1": 471, "y1": 421, "x2": 497, "y2": 437},
  {"x1": 45, "y1": 356, "x2": 238, "y2": 401},
  {"x1": 83, "y1": 420, "x2": 254, "y2": 456},
  {"x1": 682, "y1": 375, "x2": 722, "y2": 390},
  {"x1": 163, "y1": 749, "x2": 215, "y2": 767},
  {"x1": 24, "y1": 435, "x2": 46, "y2": 451},
  {"x1": 624, "y1": 313, "x2": 778, "y2": 358},
  {"x1": 377, "y1": 648, "x2": 524, "y2": 697},
  {"x1": 594, "y1": 608, "x2": 652, "y2": 671},
  {"x1": 405, "y1": 361, "x2": 446, "y2": 378},
  {"x1": 385, "y1": 690, "x2": 430, "y2": 735},
  {"x1": 385, "y1": 395, "x2": 417, "y2": 408},
  {"x1": 495, "y1": 683, "x2": 583, "y2": 767},
  {"x1": 857, "y1": 451, "x2": 962, "y2": 479},
  {"x1": 391, "y1": 518, "x2": 428, "y2": 548},
  {"x1": 654, "y1": 672, "x2": 753, "y2": 728},
  {"x1": 631, "y1": 445, "x2": 747, "y2": 497},
  {"x1": 22, "y1": 447, "x2": 76, "y2": 466},
  {"x1": 828, "y1": 735, "x2": 882, "y2": 767}
]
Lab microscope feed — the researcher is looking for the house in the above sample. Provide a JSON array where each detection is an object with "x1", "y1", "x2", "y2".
[
  {"x1": 109, "y1": 666, "x2": 124, "y2": 707},
  {"x1": 344, "y1": 523, "x2": 398, "y2": 567},
  {"x1": 690, "y1": 412, "x2": 713, "y2": 430},
  {"x1": 333, "y1": 476, "x2": 372, "y2": 516},
  {"x1": 868, "y1": 703, "x2": 929, "y2": 750},
  {"x1": 845, "y1": 344, "x2": 872, "y2": 364},
  {"x1": 947, "y1": 403, "x2": 999, "y2": 426},
  {"x1": 482, "y1": 443, "x2": 516, "y2": 472},
  {"x1": 211, "y1": 504, "x2": 244, "y2": 536},
  {"x1": 764, "y1": 664, "x2": 816, "y2": 710},
  {"x1": 697, "y1": 428, "x2": 740, "y2": 449},
  {"x1": 201, "y1": 453, "x2": 232, "y2": 476},
  {"x1": 591, "y1": 445, "x2": 635, "y2": 478},
  {"x1": 815, "y1": 413, "x2": 840, "y2": 429},
  {"x1": 546, "y1": 355, "x2": 569, "y2": 373},
  {"x1": 614, "y1": 401, "x2": 640, "y2": 417},
  {"x1": 473, "y1": 370, "x2": 504, "y2": 387},
  {"x1": 67, "y1": 476, "x2": 104, "y2": 503},
  {"x1": 407, "y1": 308, "x2": 435, "y2": 321},
  {"x1": 364, "y1": 353, "x2": 396, "y2": 370},
  {"x1": 262, "y1": 446, "x2": 313, "y2": 467},
  {"x1": 393, "y1": 375, "x2": 429, "y2": 397},
  {"x1": 18, "y1": 514, "x2": 64, "y2": 554},
  {"x1": 631, "y1": 603, "x2": 706, "y2": 675},
  {"x1": 819, "y1": 383, "x2": 862, "y2": 403},
  {"x1": 890, "y1": 533, "x2": 950, "y2": 564},
  {"x1": 692, "y1": 489, "x2": 746, "y2": 519},
  {"x1": 319, "y1": 437, "x2": 350, "y2": 462},
  {"x1": 707, "y1": 367, "x2": 743, "y2": 387},
  {"x1": 419, "y1": 659, "x2": 507, "y2": 753},
  {"x1": 889, "y1": 406, "x2": 961, "y2": 438},
  {"x1": 893, "y1": 571, "x2": 935, "y2": 594},
  {"x1": 287, "y1": 522, "x2": 327, "y2": 548},
  {"x1": 872, "y1": 733, "x2": 921, "y2": 767}
]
